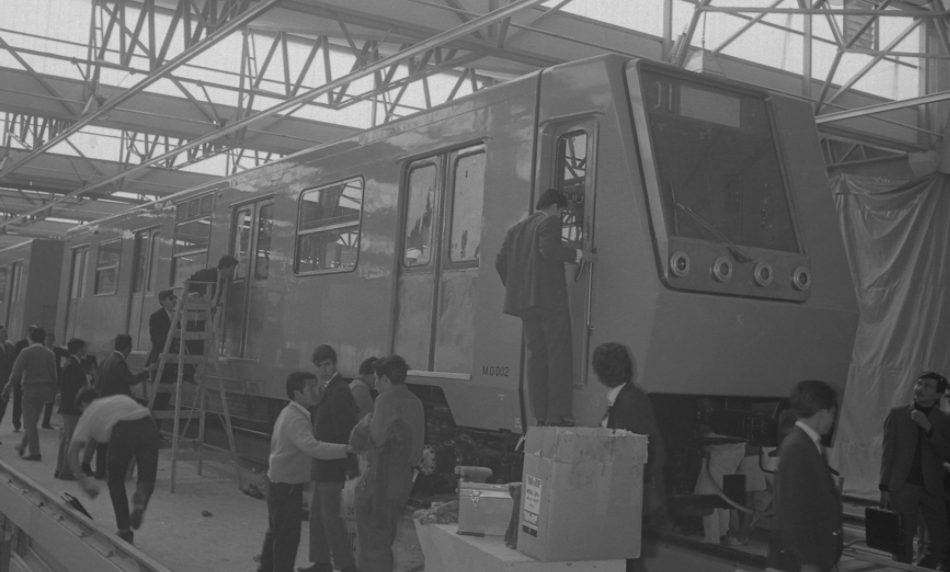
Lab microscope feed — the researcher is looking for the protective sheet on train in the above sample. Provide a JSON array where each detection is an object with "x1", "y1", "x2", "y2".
[{"x1": 829, "y1": 172, "x2": 950, "y2": 498}]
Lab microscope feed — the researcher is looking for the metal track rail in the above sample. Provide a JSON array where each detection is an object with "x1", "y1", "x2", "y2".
[{"x1": 0, "y1": 460, "x2": 173, "y2": 572}]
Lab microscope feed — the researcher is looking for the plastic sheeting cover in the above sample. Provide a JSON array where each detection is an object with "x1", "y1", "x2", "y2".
[{"x1": 829, "y1": 172, "x2": 950, "y2": 498}]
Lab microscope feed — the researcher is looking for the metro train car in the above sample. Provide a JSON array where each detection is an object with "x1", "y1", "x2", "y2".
[
  {"x1": 52, "y1": 54, "x2": 857, "y2": 488},
  {"x1": 0, "y1": 239, "x2": 65, "y2": 340}
]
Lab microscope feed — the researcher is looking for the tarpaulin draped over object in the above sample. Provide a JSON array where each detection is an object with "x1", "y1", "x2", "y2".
[{"x1": 829, "y1": 172, "x2": 950, "y2": 498}]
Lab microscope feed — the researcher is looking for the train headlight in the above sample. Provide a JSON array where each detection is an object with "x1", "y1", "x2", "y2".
[
  {"x1": 670, "y1": 251, "x2": 691, "y2": 278},
  {"x1": 711, "y1": 256, "x2": 733, "y2": 283},
  {"x1": 792, "y1": 266, "x2": 812, "y2": 291},
  {"x1": 753, "y1": 262, "x2": 774, "y2": 287}
]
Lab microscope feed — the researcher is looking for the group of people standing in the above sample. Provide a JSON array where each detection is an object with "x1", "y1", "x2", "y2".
[{"x1": 257, "y1": 346, "x2": 424, "y2": 572}]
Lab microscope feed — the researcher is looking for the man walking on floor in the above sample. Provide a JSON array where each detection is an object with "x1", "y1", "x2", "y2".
[
  {"x1": 495, "y1": 188, "x2": 593, "y2": 426},
  {"x1": 2, "y1": 326, "x2": 57, "y2": 460}
]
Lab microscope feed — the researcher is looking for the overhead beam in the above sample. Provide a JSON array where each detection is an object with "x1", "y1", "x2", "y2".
[
  {"x1": 816, "y1": 89, "x2": 950, "y2": 124},
  {"x1": 0, "y1": 0, "x2": 552, "y2": 231},
  {"x1": 0, "y1": 0, "x2": 282, "y2": 183}
]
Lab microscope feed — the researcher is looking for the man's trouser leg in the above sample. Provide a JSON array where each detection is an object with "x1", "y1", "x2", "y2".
[
  {"x1": 12, "y1": 381, "x2": 22, "y2": 430},
  {"x1": 356, "y1": 494, "x2": 402, "y2": 572},
  {"x1": 55, "y1": 414, "x2": 79, "y2": 476},
  {"x1": 538, "y1": 305, "x2": 573, "y2": 424},
  {"x1": 41, "y1": 398, "x2": 54, "y2": 426},
  {"x1": 258, "y1": 482, "x2": 303, "y2": 572},
  {"x1": 20, "y1": 385, "x2": 48, "y2": 456},
  {"x1": 916, "y1": 488, "x2": 949, "y2": 568},
  {"x1": 891, "y1": 484, "x2": 923, "y2": 563},
  {"x1": 522, "y1": 310, "x2": 549, "y2": 424},
  {"x1": 309, "y1": 481, "x2": 354, "y2": 569},
  {"x1": 0, "y1": 393, "x2": 8, "y2": 425},
  {"x1": 107, "y1": 420, "x2": 138, "y2": 533},
  {"x1": 129, "y1": 417, "x2": 159, "y2": 513}
]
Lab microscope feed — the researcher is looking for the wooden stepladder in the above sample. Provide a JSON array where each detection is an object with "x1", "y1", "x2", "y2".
[{"x1": 145, "y1": 279, "x2": 243, "y2": 493}]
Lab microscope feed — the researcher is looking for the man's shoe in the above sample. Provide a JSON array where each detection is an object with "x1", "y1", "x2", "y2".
[
  {"x1": 13, "y1": 427, "x2": 20, "y2": 433},
  {"x1": 117, "y1": 529, "x2": 134, "y2": 544},
  {"x1": 130, "y1": 505, "x2": 145, "y2": 529},
  {"x1": 297, "y1": 563, "x2": 333, "y2": 572},
  {"x1": 15, "y1": 443, "x2": 25, "y2": 457}
]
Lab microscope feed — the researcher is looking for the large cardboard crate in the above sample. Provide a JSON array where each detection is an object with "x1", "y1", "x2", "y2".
[
  {"x1": 517, "y1": 427, "x2": 647, "y2": 562},
  {"x1": 458, "y1": 482, "x2": 513, "y2": 536}
]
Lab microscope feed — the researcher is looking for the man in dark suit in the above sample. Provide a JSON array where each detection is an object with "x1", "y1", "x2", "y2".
[
  {"x1": 87, "y1": 334, "x2": 150, "y2": 478},
  {"x1": 298, "y1": 344, "x2": 359, "y2": 572},
  {"x1": 146, "y1": 290, "x2": 178, "y2": 413},
  {"x1": 10, "y1": 324, "x2": 38, "y2": 432},
  {"x1": 494, "y1": 188, "x2": 593, "y2": 426},
  {"x1": 41, "y1": 331, "x2": 69, "y2": 429},
  {"x1": 55, "y1": 338, "x2": 89, "y2": 480},
  {"x1": 775, "y1": 380, "x2": 842, "y2": 572},
  {"x1": 592, "y1": 342, "x2": 667, "y2": 572},
  {"x1": 184, "y1": 255, "x2": 238, "y2": 360},
  {"x1": 0, "y1": 325, "x2": 15, "y2": 441},
  {"x1": 879, "y1": 371, "x2": 950, "y2": 568}
]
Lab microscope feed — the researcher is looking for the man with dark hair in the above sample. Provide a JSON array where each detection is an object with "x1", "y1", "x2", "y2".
[
  {"x1": 591, "y1": 342, "x2": 667, "y2": 537},
  {"x1": 0, "y1": 325, "x2": 15, "y2": 440},
  {"x1": 2, "y1": 326, "x2": 57, "y2": 460},
  {"x1": 879, "y1": 371, "x2": 950, "y2": 568},
  {"x1": 299, "y1": 345, "x2": 359, "y2": 572},
  {"x1": 258, "y1": 371, "x2": 349, "y2": 572},
  {"x1": 187, "y1": 254, "x2": 239, "y2": 306},
  {"x1": 89, "y1": 334, "x2": 150, "y2": 479},
  {"x1": 350, "y1": 354, "x2": 425, "y2": 572},
  {"x1": 40, "y1": 331, "x2": 68, "y2": 429},
  {"x1": 9, "y1": 324, "x2": 40, "y2": 432},
  {"x1": 147, "y1": 289, "x2": 178, "y2": 417},
  {"x1": 495, "y1": 188, "x2": 593, "y2": 426},
  {"x1": 774, "y1": 380, "x2": 842, "y2": 572},
  {"x1": 351, "y1": 356, "x2": 379, "y2": 419},
  {"x1": 54, "y1": 338, "x2": 89, "y2": 480},
  {"x1": 67, "y1": 387, "x2": 160, "y2": 545}
]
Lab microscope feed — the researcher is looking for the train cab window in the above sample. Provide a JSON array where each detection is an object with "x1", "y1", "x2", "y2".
[
  {"x1": 94, "y1": 240, "x2": 121, "y2": 295},
  {"x1": 448, "y1": 149, "x2": 485, "y2": 264},
  {"x1": 403, "y1": 163, "x2": 437, "y2": 267},
  {"x1": 639, "y1": 69, "x2": 798, "y2": 253},
  {"x1": 295, "y1": 178, "x2": 363, "y2": 274},
  {"x1": 555, "y1": 131, "x2": 588, "y2": 248},
  {"x1": 172, "y1": 194, "x2": 214, "y2": 285}
]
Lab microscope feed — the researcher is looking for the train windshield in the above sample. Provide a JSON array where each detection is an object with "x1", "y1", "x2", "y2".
[{"x1": 639, "y1": 69, "x2": 799, "y2": 253}]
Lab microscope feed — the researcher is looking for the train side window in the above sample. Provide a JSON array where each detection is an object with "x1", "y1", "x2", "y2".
[
  {"x1": 256, "y1": 203, "x2": 274, "y2": 280},
  {"x1": 94, "y1": 240, "x2": 121, "y2": 295},
  {"x1": 9, "y1": 262, "x2": 22, "y2": 311},
  {"x1": 232, "y1": 206, "x2": 253, "y2": 280},
  {"x1": 295, "y1": 177, "x2": 363, "y2": 275},
  {"x1": 555, "y1": 130, "x2": 588, "y2": 248},
  {"x1": 403, "y1": 163, "x2": 438, "y2": 268},
  {"x1": 447, "y1": 149, "x2": 485, "y2": 264},
  {"x1": 172, "y1": 194, "x2": 214, "y2": 285},
  {"x1": 69, "y1": 246, "x2": 89, "y2": 299}
]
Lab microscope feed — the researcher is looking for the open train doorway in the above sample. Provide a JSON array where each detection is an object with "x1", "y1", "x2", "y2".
[
  {"x1": 125, "y1": 227, "x2": 161, "y2": 353},
  {"x1": 222, "y1": 198, "x2": 274, "y2": 358}
]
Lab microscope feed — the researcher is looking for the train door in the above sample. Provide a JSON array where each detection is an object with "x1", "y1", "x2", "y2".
[
  {"x1": 222, "y1": 198, "x2": 274, "y2": 358},
  {"x1": 539, "y1": 120, "x2": 598, "y2": 387},
  {"x1": 393, "y1": 145, "x2": 486, "y2": 373},
  {"x1": 63, "y1": 246, "x2": 89, "y2": 339},
  {"x1": 125, "y1": 228, "x2": 161, "y2": 351}
]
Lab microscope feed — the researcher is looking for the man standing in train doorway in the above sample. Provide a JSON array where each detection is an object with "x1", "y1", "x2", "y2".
[{"x1": 495, "y1": 188, "x2": 593, "y2": 427}]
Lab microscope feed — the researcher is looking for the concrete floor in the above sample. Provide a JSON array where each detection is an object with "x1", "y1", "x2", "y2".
[{"x1": 0, "y1": 415, "x2": 425, "y2": 572}]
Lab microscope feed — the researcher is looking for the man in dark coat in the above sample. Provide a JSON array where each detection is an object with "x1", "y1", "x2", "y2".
[
  {"x1": 298, "y1": 345, "x2": 359, "y2": 572},
  {"x1": 494, "y1": 188, "x2": 592, "y2": 426},
  {"x1": 184, "y1": 255, "x2": 238, "y2": 360},
  {"x1": 55, "y1": 338, "x2": 89, "y2": 480},
  {"x1": 41, "y1": 331, "x2": 68, "y2": 429},
  {"x1": 146, "y1": 290, "x2": 178, "y2": 412},
  {"x1": 775, "y1": 380, "x2": 842, "y2": 572},
  {"x1": 879, "y1": 371, "x2": 950, "y2": 568},
  {"x1": 591, "y1": 341, "x2": 668, "y2": 538},
  {"x1": 87, "y1": 334, "x2": 150, "y2": 478}
]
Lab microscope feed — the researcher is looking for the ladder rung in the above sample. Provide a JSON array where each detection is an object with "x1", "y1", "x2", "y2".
[
  {"x1": 173, "y1": 331, "x2": 213, "y2": 340},
  {"x1": 160, "y1": 354, "x2": 205, "y2": 364},
  {"x1": 151, "y1": 410, "x2": 202, "y2": 420}
]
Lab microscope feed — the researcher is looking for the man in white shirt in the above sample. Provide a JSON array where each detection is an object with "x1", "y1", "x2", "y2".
[
  {"x1": 67, "y1": 388, "x2": 159, "y2": 545},
  {"x1": 258, "y1": 371, "x2": 350, "y2": 572}
]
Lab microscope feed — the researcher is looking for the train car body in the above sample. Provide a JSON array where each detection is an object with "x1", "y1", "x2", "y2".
[
  {"x1": 53, "y1": 55, "x2": 857, "y2": 479},
  {"x1": 0, "y1": 239, "x2": 65, "y2": 339}
]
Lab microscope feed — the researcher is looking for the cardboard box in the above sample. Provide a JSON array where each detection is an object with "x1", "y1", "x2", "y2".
[
  {"x1": 517, "y1": 427, "x2": 647, "y2": 562},
  {"x1": 458, "y1": 482, "x2": 513, "y2": 536}
]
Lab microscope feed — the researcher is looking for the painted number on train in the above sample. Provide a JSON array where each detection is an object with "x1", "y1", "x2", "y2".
[{"x1": 482, "y1": 365, "x2": 510, "y2": 377}]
